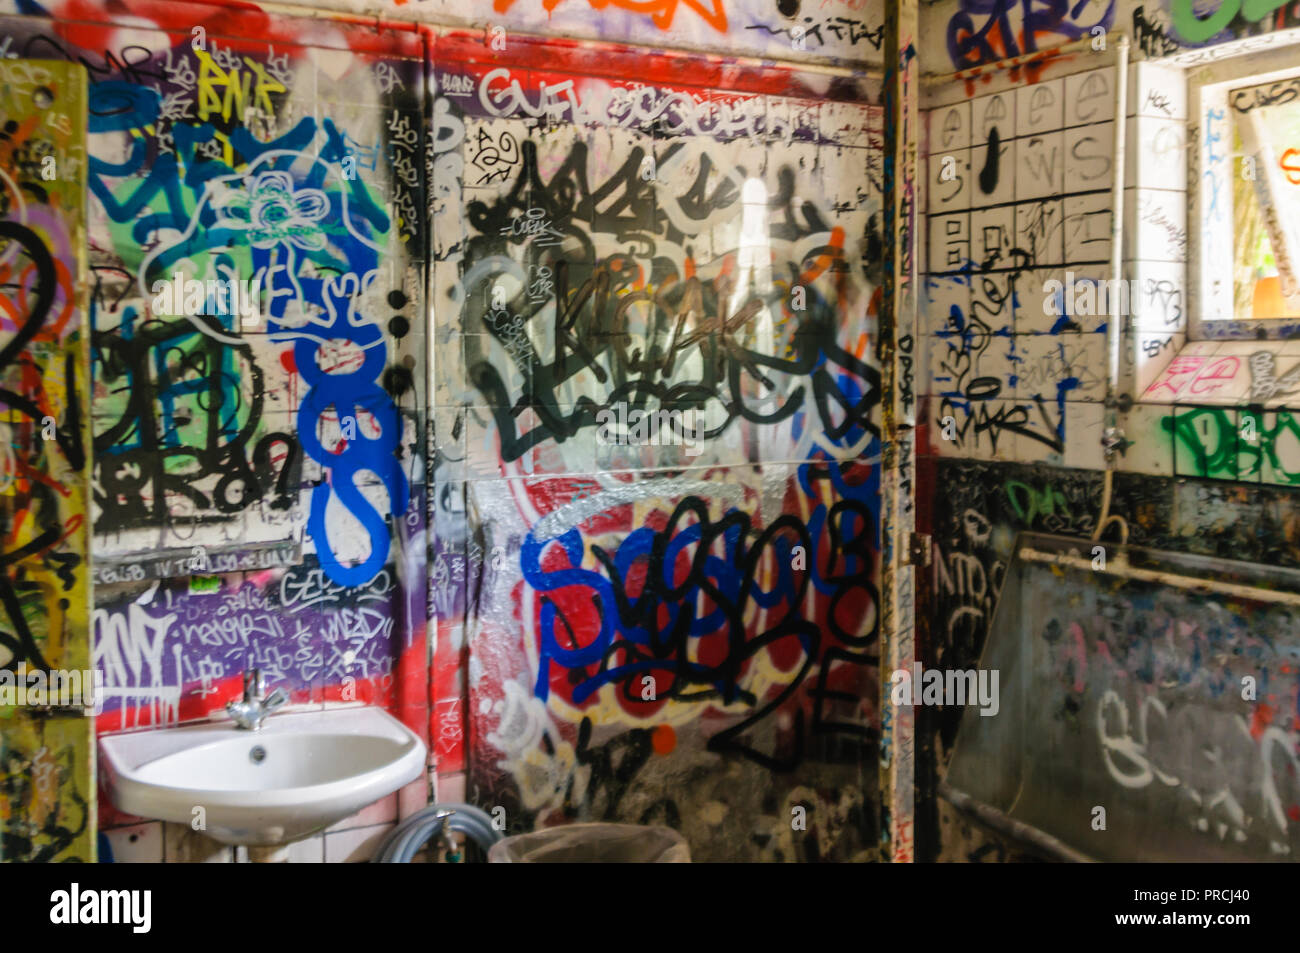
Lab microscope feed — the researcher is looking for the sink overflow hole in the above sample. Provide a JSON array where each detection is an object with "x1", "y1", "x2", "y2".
[{"x1": 250, "y1": 745, "x2": 267, "y2": 764}]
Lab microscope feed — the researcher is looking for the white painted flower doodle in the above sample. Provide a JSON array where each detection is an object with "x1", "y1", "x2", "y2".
[{"x1": 213, "y1": 170, "x2": 329, "y2": 252}]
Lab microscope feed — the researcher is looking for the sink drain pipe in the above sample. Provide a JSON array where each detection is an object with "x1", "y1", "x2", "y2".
[{"x1": 373, "y1": 803, "x2": 503, "y2": 862}]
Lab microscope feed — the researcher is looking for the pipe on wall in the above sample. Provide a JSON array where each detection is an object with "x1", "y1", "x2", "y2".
[
  {"x1": 1018, "y1": 546, "x2": 1300, "y2": 607},
  {"x1": 1106, "y1": 35, "x2": 1130, "y2": 415},
  {"x1": 79, "y1": 0, "x2": 885, "y2": 81},
  {"x1": 1095, "y1": 35, "x2": 1130, "y2": 544},
  {"x1": 938, "y1": 782, "x2": 1095, "y2": 862},
  {"x1": 920, "y1": 32, "x2": 1104, "y2": 87},
  {"x1": 421, "y1": 24, "x2": 439, "y2": 808}
]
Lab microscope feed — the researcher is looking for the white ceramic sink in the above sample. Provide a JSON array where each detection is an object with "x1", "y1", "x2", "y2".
[{"x1": 99, "y1": 707, "x2": 426, "y2": 846}]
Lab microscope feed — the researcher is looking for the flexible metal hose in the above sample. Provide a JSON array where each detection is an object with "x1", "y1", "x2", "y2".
[{"x1": 372, "y1": 803, "x2": 502, "y2": 863}]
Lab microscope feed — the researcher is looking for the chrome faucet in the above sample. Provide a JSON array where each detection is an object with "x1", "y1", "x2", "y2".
[{"x1": 226, "y1": 668, "x2": 289, "y2": 730}]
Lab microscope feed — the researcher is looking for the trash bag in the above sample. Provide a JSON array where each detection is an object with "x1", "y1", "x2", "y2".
[{"x1": 487, "y1": 822, "x2": 690, "y2": 863}]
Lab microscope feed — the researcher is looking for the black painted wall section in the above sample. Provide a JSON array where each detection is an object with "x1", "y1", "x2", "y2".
[{"x1": 916, "y1": 456, "x2": 1300, "y2": 861}]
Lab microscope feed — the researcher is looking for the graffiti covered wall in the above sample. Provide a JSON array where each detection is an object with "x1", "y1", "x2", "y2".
[
  {"x1": 925, "y1": 0, "x2": 1300, "y2": 71},
  {"x1": 0, "y1": 0, "x2": 892, "y2": 863},
  {"x1": 276, "y1": 0, "x2": 888, "y2": 66},
  {"x1": 917, "y1": 0, "x2": 1300, "y2": 861},
  {"x1": 428, "y1": 48, "x2": 887, "y2": 860},
  {"x1": 0, "y1": 58, "x2": 94, "y2": 863},
  {"x1": 924, "y1": 460, "x2": 1300, "y2": 857},
  {"x1": 920, "y1": 62, "x2": 1117, "y2": 862},
  {"x1": 0, "y1": 3, "x2": 432, "y2": 859}
]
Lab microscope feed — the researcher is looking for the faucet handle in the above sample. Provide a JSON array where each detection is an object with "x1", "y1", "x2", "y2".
[
  {"x1": 264, "y1": 686, "x2": 289, "y2": 710},
  {"x1": 244, "y1": 668, "x2": 263, "y2": 699}
]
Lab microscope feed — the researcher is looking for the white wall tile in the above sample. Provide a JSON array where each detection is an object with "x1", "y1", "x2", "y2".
[
  {"x1": 1128, "y1": 115, "x2": 1188, "y2": 192},
  {"x1": 970, "y1": 269, "x2": 1016, "y2": 334},
  {"x1": 326, "y1": 793, "x2": 398, "y2": 834},
  {"x1": 1064, "y1": 192, "x2": 1113, "y2": 263},
  {"x1": 287, "y1": 837, "x2": 326, "y2": 863},
  {"x1": 1005, "y1": 398, "x2": 1061, "y2": 462},
  {"x1": 930, "y1": 101, "x2": 971, "y2": 152},
  {"x1": 929, "y1": 148, "x2": 971, "y2": 214},
  {"x1": 244, "y1": 838, "x2": 323, "y2": 863},
  {"x1": 1060, "y1": 265, "x2": 1111, "y2": 334},
  {"x1": 1129, "y1": 188, "x2": 1188, "y2": 262},
  {"x1": 1133, "y1": 62, "x2": 1187, "y2": 121},
  {"x1": 1063, "y1": 401, "x2": 1105, "y2": 469},
  {"x1": 970, "y1": 204, "x2": 1015, "y2": 265},
  {"x1": 1016, "y1": 332, "x2": 1107, "y2": 403},
  {"x1": 1249, "y1": 349, "x2": 1300, "y2": 406},
  {"x1": 1016, "y1": 79, "x2": 1064, "y2": 137},
  {"x1": 970, "y1": 129, "x2": 1015, "y2": 206},
  {"x1": 1013, "y1": 422, "x2": 1059, "y2": 464},
  {"x1": 924, "y1": 274, "x2": 972, "y2": 335},
  {"x1": 104, "y1": 823, "x2": 163, "y2": 864},
  {"x1": 324, "y1": 823, "x2": 395, "y2": 863},
  {"x1": 973, "y1": 91, "x2": 1015, "y2": 143},
  {"x1": 1066, "y1": 68, "x2": 1116, "y2": 126},
  {"x1": 1016, "y1": 132, "x2": 1065, "y2": 201},
  {"x1": 1123, "y1": 403, "x2": 1176, "y2": 475},
  {"x1": 1016, "y1": 199, "x2": 1064, "y2": 267},
  {"x1": 1261, "y1": 411, "x2": 1300, "y2": 486},
  {"x1": 1064, "y1": 122, "x2": 1114, "y2": 192},
  {"x1": 930, "y1": 212, "x2": 971, "y2": 273},
  {"x1": 1128, "y1": 260, "x2": 1187, "y2": 334},
  {"x1": 164, "y1": 823, "x2": 234, "y2": 863},
  {"x1": 1184, "y1": 352, "x2": 1252, "y2": 403}
]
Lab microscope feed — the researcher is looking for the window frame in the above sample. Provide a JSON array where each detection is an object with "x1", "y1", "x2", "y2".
[{"x1": 1189, "y1": 42, "x2": 1300, "y2": 341}]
